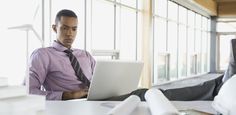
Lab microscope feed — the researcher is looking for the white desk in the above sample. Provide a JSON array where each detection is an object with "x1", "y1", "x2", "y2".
[{"x1": 46, "y1": 100, "x2": 217, "y2": 115}]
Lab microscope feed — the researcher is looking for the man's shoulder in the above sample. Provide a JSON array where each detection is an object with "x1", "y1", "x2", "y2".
[
  {"x1": 33, "y1": 47, "x2": 52, "y2": 53},
  {"x1": 31, "y1": 47, "x2": 54, "y2": 56},
  {"x1": 74, "y1": 49, "x2": 91, "y2": 55}
]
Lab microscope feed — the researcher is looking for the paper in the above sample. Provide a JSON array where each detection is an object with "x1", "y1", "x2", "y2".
[
  {"x1": 107, "y1": 95, "x2": 141, "y2": 115},
  {"x1": 107, "y1": 89, "x2": 179, "y2": 115},
  {"x1": 212, "y1": 75, "x2": 236, "y2": 115},
  {"x1": 0, "y1": 77, "x2": 8, "y2": 87},
  {"x1": 0, "y1": 95, "x2": 45, "y2": 115},
  {"x1": 145, "y1": 88, "x2": 179, "y2": 115},
  {"x1": 0, "y1": 86, "x2": 27, "y2": 99}
]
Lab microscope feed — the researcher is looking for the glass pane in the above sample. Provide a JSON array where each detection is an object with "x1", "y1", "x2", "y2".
[
  {"x1": 219, "y1": 35, "x2": 235, "y2": 70},
  {"x1": 188, "y1": 10, "x2": 195, "y2": 27},
  {"x1": 157, "y1": 54, "x2": 168, "y2": 82},
  {"x1": 190, "y1": 54, "x2": 197, "y2": 74},
  {"x1": 178, "y1": 25, "x2": 187, "y2": 78},
  {"x1": 92, "y1": 1, "x2": 114, "y2": 50},
  {"x1": 155, "y1": 18, "x2": 167, "y2": 53},
  {"x1": 195, "y1": 30, "x2": 201, "y2": 73},
  {"x1": 178, "y1": 6, "x2": 187, "y2": 24},
  {"x1": 93, "y1": 56, "x2": 113, "y2": 60},
  {"x1": 207, "y1": 32, "x2": 210, "y2": 71},
  {"x1": 202, "y1": 17, "x2": 207, "y2": 31},
  {"x1": 29, "y1": 1, "x2": 43, "y2": 55},
  {"x1": 137, "y1": 0, "x2": 143, "y2": 11},
  {"x1": 119, "y1": 0, "x2": 136, "y2": 8},
  {"x1": 195, "y1": 14, "x2": 202, "y2": 29},
  {"x1": 51, "y1": 0, "x2": 85, "y2": 49},
  {"x1": 137, "y1": 12, "x2": 143, "y2": 60},
  {"x1": 187, "y1": 28, "x2": 195, "y2": 75},
  {"x1": 0, "y1": 0, "x2": 41, "y2": 85},
  {"x1": 119, "y1": 8, "x2": 137, "y2": 60},
  {"x1": 201, "y1": 32, "x2": 208, "y2": 72},
  {"x1": 154, "y1": 18, "x2": 167, "y2": 83},
  {"x1": 217, "y1": 22, "x2": 236, "y2": 32},
  {"x1": 168, "y1": 22, "x2": 178, "y2": 80},
  {"x1": 155, "y1": 0, "x2": 167, "y2": 17},
  {"x1": 208, "y1": 19, "x2": 211, "y2": 31},
  {"x1": 168, "y1": 1, "x2": 178, "y2": 21}
]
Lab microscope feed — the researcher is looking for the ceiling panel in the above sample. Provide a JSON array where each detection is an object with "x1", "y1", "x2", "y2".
[{"x1": 215, "y1": 0, "x2": 236, "y2": 3}]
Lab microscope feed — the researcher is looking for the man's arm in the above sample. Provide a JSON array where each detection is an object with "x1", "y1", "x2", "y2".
[
  {"x1": 61, "y1": 51, "x2": 96, "y2": 100},
  {"x1": 62, "y1": 89, "x2": 88, "y2": 100},
  {"x1": 29, "y1": 49, "x2": 63, "y2": 100},
  {"x1": 60, "y1": 51, "x2": 96, "y2": 100}
]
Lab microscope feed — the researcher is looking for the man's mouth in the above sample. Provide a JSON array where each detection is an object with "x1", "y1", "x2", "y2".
[{"x1": 64, "y1": 39, "x2": 73, "y2": 43}]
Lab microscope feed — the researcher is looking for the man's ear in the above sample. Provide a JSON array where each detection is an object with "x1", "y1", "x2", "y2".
[{"x1": 52, "y1": 24, "x2": 57, "y2": 33}]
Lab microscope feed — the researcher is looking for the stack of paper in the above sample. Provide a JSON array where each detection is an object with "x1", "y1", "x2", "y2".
[
  {"x1": 0, "y1": 86, "x2": 27, "y2": 99},
  {"x1": 0, "y1": 77, "x2": 8, "y2": 87},
  {"x1": 0, "y1": 77, "x2": 46, "y2": 115},
  {"x1": 107, "y1": 89, "x2": 179, "y2": 115},
  {"x1": 0, "y1": 95, "x2": 45, "y2": 115}
]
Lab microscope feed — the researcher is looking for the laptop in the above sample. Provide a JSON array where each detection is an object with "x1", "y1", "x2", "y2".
[{"x1": 87, "y1": 60, "x2": 144, "y2": 100}]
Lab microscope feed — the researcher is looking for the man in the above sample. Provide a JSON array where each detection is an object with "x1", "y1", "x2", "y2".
[
  {"x1": 29, "y1": 9, "x2": 147, "y2": 101},
  {"x1": 29, "y1": 9, "x2": 96, "y2": 100},
  {"x1": 29, "y1": 9, "x2": 224, "y2": 101}
]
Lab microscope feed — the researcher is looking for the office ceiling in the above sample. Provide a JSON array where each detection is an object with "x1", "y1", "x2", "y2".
[
  {"x1": 214, "y1": 0, "x2": 236, "y2": 18},
  {"x1": 215, "y1": 0, "x2": 236, "y2": 3}
]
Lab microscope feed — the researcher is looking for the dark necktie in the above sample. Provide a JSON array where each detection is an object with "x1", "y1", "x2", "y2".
[{"x1": 64, "y1": 49, "x2": 90, "y2": 87}]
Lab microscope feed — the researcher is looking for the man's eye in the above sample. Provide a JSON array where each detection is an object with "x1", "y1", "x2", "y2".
[{"x1": 62, "y1": 27, "x2": 69, "y2": 30}]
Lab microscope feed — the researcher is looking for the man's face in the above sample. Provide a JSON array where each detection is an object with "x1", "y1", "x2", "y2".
[{"x1": 53, "y1": 16, "x2": 78, "y2": 48}]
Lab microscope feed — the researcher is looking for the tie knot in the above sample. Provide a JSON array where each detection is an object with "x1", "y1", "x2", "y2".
[{"x1": 64, "y1": 49, "x2": 73, "y2": 54}]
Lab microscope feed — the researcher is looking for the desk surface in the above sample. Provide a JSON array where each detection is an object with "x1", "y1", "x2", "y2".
[{"x1": 46, "y1": 100, "x2": 216, "y2": 115}]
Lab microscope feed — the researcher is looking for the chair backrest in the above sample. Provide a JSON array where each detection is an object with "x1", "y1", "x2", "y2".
[
  {"x1": 222, "y1": 38, "x2": 236, "y2": 82},
  {"x1": 230, "y1": 39, "x2": 236, "y2": 62}
]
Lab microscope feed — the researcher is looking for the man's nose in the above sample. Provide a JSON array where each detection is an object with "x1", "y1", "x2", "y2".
[{"x1": 66, "y1": 28, "x2": 73, "y2": 35}]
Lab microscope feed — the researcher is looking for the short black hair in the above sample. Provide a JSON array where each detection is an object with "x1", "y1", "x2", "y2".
[{"x1": 55, "y1": 9, "x2": 77, "y2": 24}]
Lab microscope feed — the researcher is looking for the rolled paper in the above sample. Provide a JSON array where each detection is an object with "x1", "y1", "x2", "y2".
[
  {"x1": 212, "y1": 76, "x2": 236, "y2": 115},
  {"x1": 107, "y1": 95, "x2": 141, "y2": 115},
  {"x1": 145, "y1": 88, "x2": 179, "y2": 115}
]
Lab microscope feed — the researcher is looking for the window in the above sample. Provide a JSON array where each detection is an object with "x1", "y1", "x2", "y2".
[
  {"x1": 91, "y1": 0, "x2": 141, "y2": 60},
  {"x1": 217, "y1": 21, "x2": 236, "y2": 71},
  {"x1": 153, "y1": 18, "x2": 167, "y2": 83},
  {"x1": 153, "y1": 0, "x2": 210, "y2": 84},
  {"x1": 92, "y1": 1, "x2": 114, "y2": 50},
  {"x1": 119, "y1": 8, "x2": 137, "y2": 60},
  {"x1": 168, "y1": 21, "x2": 178, "y2": 80},
  {"x1": 0, "y1": 0, "x2": 42, "y2": 85},
  {"x1": 218, "y1": 35, "x2": 236, "y2": 70},
  {"x1": 157, "y1": 53, "x2": 170, "y2": 82},
  {"x1": 0, "y1": 0, "x2": 142, "y2": 85},
  {"x1": 155, "y1": 0, "x2": 167, "y2": 18},
  {"x1": 178, "y1": 25, "x2": 187, "y2": 77}
]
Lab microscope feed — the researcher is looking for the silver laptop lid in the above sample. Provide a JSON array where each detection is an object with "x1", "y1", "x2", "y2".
[{"x1": 87, "y1": 60, "x2": 143, "y2": 100}]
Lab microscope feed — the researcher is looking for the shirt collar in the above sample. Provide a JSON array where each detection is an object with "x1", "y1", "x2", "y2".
[{"x1": 52, "y1": 40, "x2": 72, "y2": 52}]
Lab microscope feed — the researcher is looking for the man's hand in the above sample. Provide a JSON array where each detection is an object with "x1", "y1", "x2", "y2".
[{"x1": 62, "y1": 88, "x2": 88, "y2": 100}]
